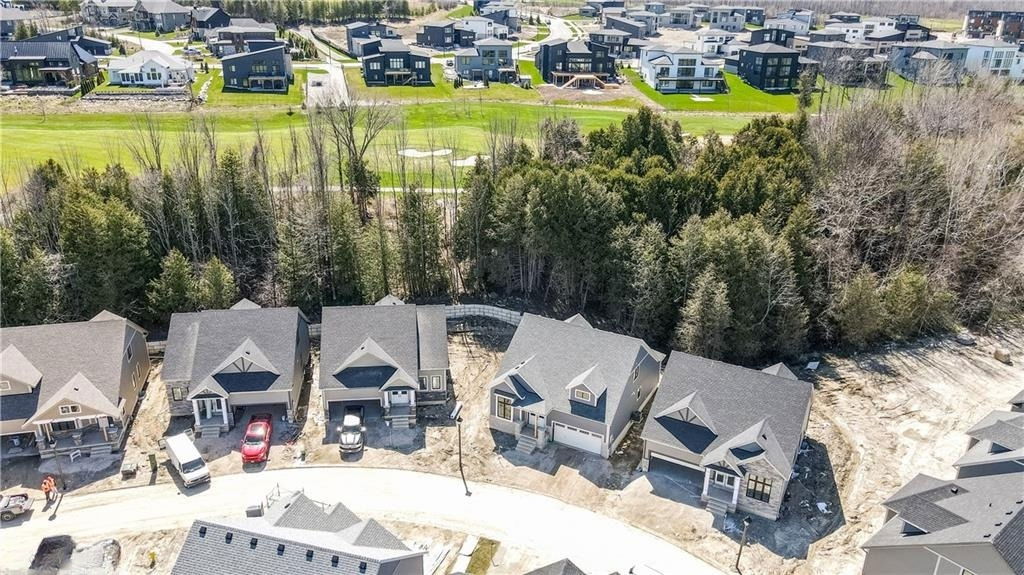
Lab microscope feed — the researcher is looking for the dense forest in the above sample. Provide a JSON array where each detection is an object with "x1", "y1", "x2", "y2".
[{"x1": 2, "y1": 79, "x2": 1022, "y2": 364}]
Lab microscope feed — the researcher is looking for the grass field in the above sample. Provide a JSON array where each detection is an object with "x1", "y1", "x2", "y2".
[
  {"x1": 204, "y1": 69, "x2": 307, "y2": 107},
  {"x1": 447, "y1": 4, "x2": 474, "y2": 19},
  {"x1": 922, "y1": 18, "x2": 964, "y2": 32},
  {"x1": 518, "y1": 61, "x2": 544, "y2": 85},
  {"x1": 623, "y1": 69, "x2": 799, "y2": 113},
  {"x1": 344, "y1": 64, "x2": 540, "y2": 102}
]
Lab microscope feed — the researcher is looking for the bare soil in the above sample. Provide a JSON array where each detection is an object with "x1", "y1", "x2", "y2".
[{"x1": 5, "y1": 320, "x2": 1020, "y2": 575}]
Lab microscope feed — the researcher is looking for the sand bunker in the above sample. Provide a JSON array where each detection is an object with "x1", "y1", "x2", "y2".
[
  {"x1": 690, "y1": 95, "x2": 714, "y2": 102},
  {"x1": 452, "y1": 155, "x2": 488, "y2": 167},
  {"x1": 398, "y1": 148, "x2": 454, "y2": 158}
]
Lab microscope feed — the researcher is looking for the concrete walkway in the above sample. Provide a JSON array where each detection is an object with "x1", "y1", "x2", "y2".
[{"x1": 0, "y1": 466, "x2": 725, "y2": 574}]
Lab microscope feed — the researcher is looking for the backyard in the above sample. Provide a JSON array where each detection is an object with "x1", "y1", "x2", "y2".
[
  {"x1": 623, "y1": 69, "x2": 800, "y2": 113},
  {"x1": 203, "y1": 69, "x2": 309, "y2": 107},
  {"x1": 344, "y1": 63, "x2": 541, "y2": 103}
]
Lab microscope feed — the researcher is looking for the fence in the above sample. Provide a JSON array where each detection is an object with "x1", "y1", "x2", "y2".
[{"x1": 444, "y1": 304, "x2": 522, "y2": 326}]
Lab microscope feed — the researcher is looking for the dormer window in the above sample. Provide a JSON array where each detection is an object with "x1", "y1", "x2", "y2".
[
  {"x1": 574, "y1": 389, "x2": 592, "y2": 402},
  {"x1": 0, "y1": 380, "x2": 10, "y2": 391},
  {"x1": 900, "y1": 521, "x2": 926, "y2": 536},
  {"x1": 632, "y1": 367, "x2": 639, "y2": 381}
]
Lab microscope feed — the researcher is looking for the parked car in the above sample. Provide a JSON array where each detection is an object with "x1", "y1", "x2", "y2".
[
  {"x1": 241, "y1": 413, "x2": 273, "y2": 464},
  {"x1": 0, "y1": 493, "x2": 34, "y2": 521},
  {"x1": 338, "y1": 406, "x2": 366, "y2": 455},
  {"x1": 165, "y1": 433, "x2": 210, "y2": 488}
]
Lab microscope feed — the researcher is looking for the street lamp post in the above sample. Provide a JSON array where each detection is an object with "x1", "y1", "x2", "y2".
[
  {"x1": 450, "y1": 402, "x2": 471, "y2": 497},
  {"x1": 735, "y1": 516, "x2": 752, "y2": 573}
]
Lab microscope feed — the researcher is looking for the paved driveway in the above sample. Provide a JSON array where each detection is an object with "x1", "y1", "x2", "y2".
[{"x1": 0, "y1": 466, "x2": 725, "y2": 574}]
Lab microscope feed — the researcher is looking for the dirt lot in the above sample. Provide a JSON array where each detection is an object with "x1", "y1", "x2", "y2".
[{"x1": 4, "y1": 318, "x2": 1021, "y2": 575}]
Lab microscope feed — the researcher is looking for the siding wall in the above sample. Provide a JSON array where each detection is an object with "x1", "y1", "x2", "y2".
[{"x1": 606, "y1": 350, "x2": 660, "y2": 451}]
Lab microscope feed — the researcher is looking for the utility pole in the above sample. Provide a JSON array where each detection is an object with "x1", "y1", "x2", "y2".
[
  {"x1": 450, "y1": 402, "x2": 471, "y2": 496},
  {"x1": 734, "y1": 516, "x2": 752, "y2": 573}
]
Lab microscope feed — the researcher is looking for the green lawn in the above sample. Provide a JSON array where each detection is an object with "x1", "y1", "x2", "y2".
[
  {"x1": 532, "y1": 25, "x2": 550, "y2": 43},
  {"x1": 344, "y1": 64, "x2": 540, "y2": 102},
  {"x1": 122, "y1": 29, "x2": 189, "y2": 41},
  {"x1": 466, "y1": 539, "x2": 499, "y2": 575},
  {"x1": 563, "y1": 14, "x2": 594, "y2": 21},
  {"x1": 518, "y1": 61, "x2": 544, "y2": 86},
  {"x1": 204, "y1": 69, "x2": 307, "y2": 107},
  {"x1": 922, "y1": 18, "x2": 963, "y2": 32},
  {"x1": 447, "y1": 4, "x2": 475, "y2": 19},
  {"x1": 623, "y1": 69, "x2": 799, "y2": 113}
]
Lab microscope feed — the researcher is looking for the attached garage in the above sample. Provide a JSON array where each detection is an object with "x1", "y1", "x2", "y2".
[
  {"x1": 327, "y1": 400, "x2": 383, "y2": 422},
  {"x1": 648, "y1": 452, "x2": 704, "y2": 482},
  {"x1": 551, "y1": 422, "x2": 604, "y2": 455}
]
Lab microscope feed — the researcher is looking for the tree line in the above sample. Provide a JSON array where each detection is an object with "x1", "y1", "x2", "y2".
[
  {"x1": 213, "y1": 0, "x2": 423, "y2": 26},
  {"x1": 2, "y1": 79, "x2": 1021, "y2": 365}
]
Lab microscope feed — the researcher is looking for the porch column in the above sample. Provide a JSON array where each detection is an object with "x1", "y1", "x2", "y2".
[
  {"x1": 702, "y1": 468, "x2": 711, "y2": 498},
  {"x1": 192, "y1": 400, "x2": 201, "y2": 425},
  {"x1": 732, "y1": 478, "x2": 740, "y2": 506},
  {"x1": 409, "y1": 390, "x2": 416, "y2": 408},
  {"x1": 220, "y1": 398, "x2": 228, "y2": 426}
]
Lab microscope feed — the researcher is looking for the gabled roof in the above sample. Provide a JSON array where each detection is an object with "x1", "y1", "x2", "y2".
[
  {"x1": 107, "y1": 49, "x2": 190, "y2": 72},
  {"x1": 319, "y1": 305, "x2": 448, "y2": 391},
  {"x1": 474, "y1": 37, "x2": 512, "y2": 47},
  {"x1": 864, "y1": 473, "x2": 1024, "y2": 574},
  {"x1": 741, "y1": 42, "x2": 798, "y2": 54},
  {"x1": 953, "y1": 410, "x2": 1024, "y2": 469},
  {"x1": 163, "y1": 303, "x2": 306, "y2": 396},
  {"x1": 0, "y1": 41, "x2": 82, "y2": 64},
  {"x1": 641, "y1": 351, "x2": 812, "y2": 479},
  {"x1": 490, "y1": 313, "x2": 662, "y2": 424},
  {"x1": 0, "y1": 314, "x2": 144, "y2": 424},
  {"x1": 227, "y1": 18, "x2": 274, "y2": 29},
  {"x1": 220, "y1": 44, "x2": 287, "y2": 62},
  {"x1": 27, "y1": 372, "x2": 121, "y2": 423},
  {"x1": 1011, "y1": 388, "x2": 1024, "y2": 408},
  {"x1": 0, "y1": 345, "x2": 42, "y2": 388},
  {"x1": 171, "y1": 492, "x2": 423, "y2": 575},
  {"x1": 191, "y1": 6, "x2": 223, "y2": 22},
  {"x1": 525, "y1": 558, "x2": 588, "y2": 575},
  {"x1": 136, "y1": 0, "x2": 191, "y2": 15}
]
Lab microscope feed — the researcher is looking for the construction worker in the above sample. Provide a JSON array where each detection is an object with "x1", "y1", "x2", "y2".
[
  {"x1": 44, "y1": 476, "x2": 57, "y2": 501},
  {"x1": 41, "y1": 478, "x2": 52, "y2": 503}
]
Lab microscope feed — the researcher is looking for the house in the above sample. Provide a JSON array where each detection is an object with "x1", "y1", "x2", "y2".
[
  {"x1": 162, "y1": 300, "x2": 310, "y2": 436},
  {"x1": 895, "y1": 21, "x2": 931, "y2": 42},
  {"x1": 778, "y1": 8, "x2": 814, "y2": 25},
  {"x1": 694, "y1": 27, "x2": 737, "y2": 55},
  {"x1": 625, "y1": 10, "x2": 660, "y2": 35},
  {"x1": 479, "y1": 1, "x2": 519, "y2": 31},
  {"x1": 952, "y1": 409, "x2": 1024, "y2": 478},
  {"x1": 764, "y1": 16, "x2": 809, "y2": 36},
  {"x1": 26, "y1": 25, "x2": 112, "y2": 56},
  {"x1": 345, "y1": 21, "x2": 398, "y2": 57},
  {"x1": 861, "y1": 473, "x2": 1024, "y2": 574},
  {"x1": 207, "y1": 23, "x2": 277, "y2": 57},
  {"x1": 750, "y1": 27, "x2": 793, "y2": 48},
  {"x1": 707, "y1": 6, "x2": 744, "y2": 32},
  {"x1": 736, "y1": 6, "x2": 765, "y2": 26},
  {"x1": 737, "y1": 42, "x2": 800, "y2": 91},
  {"x1": 1012, "y1": 388, "x2": 1024, "y2": 412},
  {"x1": 488, "y1": 313, "x2": 664, "y2": 457},
  {"x1": 1, "y1": 5, "x2": 34, "y2": 38},
  {"x1": 0, "y1": 311, "x2": 150, "y2": 461},
  {"x1": 639, "y1": 45, "x2": 724, "y2": 93},
  {"x1": 604, "y1": 15, "x2": 648, "y2": 39},
  {"x1": 806, "y1": 41, "x2": 888, "y2": 85},
  {"x1": 965, "y1": 9, "x2": 1024, "y2": 43},
  {"x1": 863, "y1": 16, "x2": 897, "y2": 35},
  {"x1": 454, "y1": 37, "x2": 515, "y2": 82},
  {"x1": 809, "y1": 28, "x2": 846, "y2": 43},
  {"x1": 318, "y1": 300, "x2": 449, "y2": 430},
  {"x1": 580, "y1": 0, "x2": 624, "y2": 18},
  {"x1": 640, "y1": 352, "x2": 811, "y2": 521},
  {"x1": 221, "y1": 44, "x2": 293, "y2": 91},
  {"x1": 361, "y1": 39, "x2": 430, "y2": 86},
  {"x1": 107, "y1": 49, "x2": 193, "y2": 86},
  {"x1": 171, "y1": 491, "x2": 425, "y2": 575},
  {"x1": 890, "y1": 40, "x2": 967, "y2": 84},
  {"x1": 887, "y1": 13, "x2": 920, "y2": 25},
  {"x1": 589, "y1": 28, "x2": 631, "y2": 56},
  {"x1": 685, "y1": 3, "x2": 710, "y2": 22},
  {"x1": 864, "y1": 29, "x2": 905, "y2": 55},
  {"x1": 535, "y1": 39, "x2": 616, "y2": 87},
  {"x1": 80, "y1": 0, "x2": 136, "y2": 26},
  {"x1": 416, "y1": 21, "x2": 456, "y2": 48},
  {"x1": 190, "y1": 5, "x2": 229, "y2": 38},
  {"x1": 961, "y1": 37, "x2": 1018, "y2": 77},
  {"x1": 457, "y1": 15, "x2": 509, "y2": 40},
  {"x1": 668, "y1": 7, "x2": 698, "y2": 28},
  {"x1": 644, "y1": 1, "x2": 666, "y2": 14},
  {"x1": 828, "y1": 11, "x2": 860, "y2": 24},
  {"x1": 526, "y1": 559, "x2": 588, "y2": 575},
  {"x1": 131, "y1": 0, "x2": 191, "y2": 32},
  {"x1": 0, "y1": 38, "x2": 100, "y2": 91}
]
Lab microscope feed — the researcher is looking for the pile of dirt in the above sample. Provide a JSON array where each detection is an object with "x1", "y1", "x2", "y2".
[{"x1": 67, "y1": 539, "x2": 121, "y2": 573}]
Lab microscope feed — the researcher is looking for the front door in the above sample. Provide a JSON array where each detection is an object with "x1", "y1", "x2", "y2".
[{"x1": 390, "y1": 390, "x2": 410, "y2": 406}]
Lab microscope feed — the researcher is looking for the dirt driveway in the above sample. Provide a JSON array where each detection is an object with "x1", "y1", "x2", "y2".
[{"x1": 4, "y1": 318, "x2": 1021, "y2": 575}]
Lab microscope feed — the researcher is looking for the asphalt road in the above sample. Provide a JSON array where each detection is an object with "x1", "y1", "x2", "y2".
[{"x1": 0, "y1": 466, "x2": 725, "y2": 574}]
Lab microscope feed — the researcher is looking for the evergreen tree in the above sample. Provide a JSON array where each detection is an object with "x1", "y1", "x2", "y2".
[
  {"x1": 673, "y1": 266, "x2": 731, "y2": 360},
  {"x1": 397, "y1": 192, "x2": 448, "y2": 297},
  {"x1": 276, "y1": 209, "x2": 321, "y2": 314},
  {"x1": 833, "y1": 266, "x2": 885, "y2": 348},
  {"x1": 147, "y1": 249, "x2": 197, "y2": 320},
  {"x1": 326, "y1": 195, "x2": 364, "y2": 304},
  {"x1": 14, "y1": 22, "x2": 30, "y2": 40},
  {"x1": 0, "y1": 229, "x2": 22, "y2": 326},
  {"x1": 358, "y1": 219, "x2": 397, "y2": 302},
  {"x1": 611, "y1": 220, "x2": 673, "y2": 343},
  {"x1": 883, "y1": 267, "x2": 954, "y2": 339},
  {"x1": 16, "y1": 247, "x2": 59, "y2": 326},
  {"x1": 197, "y1": 257, "x2": 238, "y2": 310}
]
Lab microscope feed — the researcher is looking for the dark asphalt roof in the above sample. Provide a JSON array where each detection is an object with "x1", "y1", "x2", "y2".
[
  {"x1": 525, "y1": 558, "x2": 588, "y2": 575},
  {"x1": 0, "y1": 40, "x2": 81, "y2": 63},
  {"x1": 865, "y1": 472, "x2": 1024, "y2": 573},
  {"x1": 0, "y1": 313, "x2": 142, "y2": 424},
  {"x1": 641, "y1": 351, "x2": 811, "y2": 478},
  {"x1": 335, "y1": 366, "x2": 397, "y2": 389},
  {"x1": 220, "y1": 44, "x2": 286, "y2": 62},
  {"x1": 416, "y1": 306, "x2": 449, "y2": 371},
  {"x1": 741, "y1": 42, "x2": 799, "y2": 54},
  {"x1": 162, "y1": 303, "x2": 306, "y2": 395},
  {"x1": 492, "y1": 313, "x2": 662, "y2": 425}
]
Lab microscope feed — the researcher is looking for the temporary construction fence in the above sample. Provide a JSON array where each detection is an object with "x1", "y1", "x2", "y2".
[{"x1": 444, "y1": 303, "x2": 522, "y2": 326}]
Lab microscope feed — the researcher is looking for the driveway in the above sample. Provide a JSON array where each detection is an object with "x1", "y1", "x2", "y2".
[
  {"x1": 114, "y1": 32, "x2": 178, "y2": 55},
  {"x1": 516, "y1": 14, "x2": 577, "y2": 60},
  {"x1": 0, "y1": 466, "x2": 725, "y2": 575}
]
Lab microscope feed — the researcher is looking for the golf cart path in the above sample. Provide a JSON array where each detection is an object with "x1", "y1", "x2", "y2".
[{"x1": 0, "y1": 466, "x2": 725, "y2": 574}]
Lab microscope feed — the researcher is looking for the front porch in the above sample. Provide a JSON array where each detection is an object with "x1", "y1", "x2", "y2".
[
  {"x1": 512, "y1": 408, "x2": 549, "y2": 454},
  {"x1": 36, "y1": 421, "x2": 124, "y2": 458},
  {"x1": 382, "y1": 388, "x2": 417, "y2": 428},
  {"x1": 701, "y1": 467, "x2": 741, "y2": 522},
  {"x1": 191, "y1": 395, "x2": 233, "y2": 436}
]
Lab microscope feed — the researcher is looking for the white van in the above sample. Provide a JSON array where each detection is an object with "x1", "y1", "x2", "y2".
[{"x1": 165, "y1": 433, "x2": 210, "y2": 488}]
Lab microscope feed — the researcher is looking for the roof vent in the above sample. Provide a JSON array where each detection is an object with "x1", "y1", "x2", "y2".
[
  {"x1": 225, "y1": 532, "x2": 233, "y2": 543},
  {"x1": 983, "y1": 533, "x2": 992, "y2": 538},
  {"x1": 359, "y1": 562, "x2": 368, "y2": 573},
  {"x1": 331, "y1": 556, "x2": 339, "y2": 567},
  {"x1": 950, "y1": 487, "x2": 959, "y2": 494},
  {"x1": 198, "y1": 526, "x2": 207, "y2": 537},
  {"x1": 277, "y1": 544, "x2": 285, "y2": 555},
  {"x1": 306, "y1": 550, "x2": 314, "y2": 561},
  {"x1": 250, "y1": 538, "x2": 258, "y2": 549},
  {"x1": 996, "y1": 522, "x2": 1003, "y2": 527}
]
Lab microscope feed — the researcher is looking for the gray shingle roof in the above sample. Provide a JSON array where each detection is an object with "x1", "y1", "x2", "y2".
[
  {"x1": 0, "y1": 313, "x2": 142, "y2": 424},
  {"x1": 493, "y1": 314, "x2": 662, "y2": 425},
  {"x1": 641, "y1": 351, "x2": 812, "y2": 478},
  {"x1": 171, "y1": 492, "x2": 422, "y2": 575},
  {"x1": 319, "y1": 305, "x2": 448, "y2": 391},
  {"x1": 136, "y1": 0, "x2": 191, "y2": 14},
  {"x1": 525, "y1": 558, "x2": 588, "y2": 575},
  {"x1": 0, "y1": 41, "x2": 81, "y2": 64},
  {"x1": 162, "y1": 304, "x2": 306, "y2": 394},
  {"x1": 741, "y1": 42, "x2": 798, "y2": 54},
  {"x1": 1011, "y1": 388, "x2": 1024, "y2": 408},
  {"x1": 865, "y1": 472, "x2": 1024, "y2": 574},
  {"x1": 953, "y1": 410, "x2": 1024, "y2": 470}
]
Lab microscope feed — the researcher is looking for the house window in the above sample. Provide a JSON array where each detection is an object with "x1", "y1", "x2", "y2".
[
  {"x1": 126, "y1": 345, "x2": 133, "y2": 361},
  {"x1": 574, "y1": 389, "x2": 592, "y2": 402},
  {"x1": 431, "y1": 376, "x2": 442, "y2": 390},
  {"x1": 495, "y1": 395, "x2": 513, "y2": 420},
  {"x1": 0, "y1": 380, "x2": 10, "y2": 391},
  {"x1": 230, "y1": 65, "x2": 236, "y2": 72},
  {"x1": 415, "y1": 60, "x2": 426, "y2": 69},
  {"x1": 746, "y1": 475, "x2": 773, "y2": 502},
  {"x1": 52, "y1": 420, "x2": 76, "y2": 432},
  {"x1": 388, "y1": 58, "x2": 404, "y2": 69},
  {"x1": 369, "y1": 62, "x2": 381, "y2": 70},
  {"x1": 419, "y1": 376, "x2": 428, "y2": 390},
  {"x1": 172, "y1": 387, "x2": 184, "y2": 401},
  {"x1": 59, "y1": 405, "x2": 82, "y2": 416}
]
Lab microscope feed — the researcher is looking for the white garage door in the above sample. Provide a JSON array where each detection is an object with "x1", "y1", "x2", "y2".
[{"x1": 552, "y1": 422, "x2": 604, "y2": 455}]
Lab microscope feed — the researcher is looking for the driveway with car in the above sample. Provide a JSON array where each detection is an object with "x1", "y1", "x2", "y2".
[{"x1": 0, "y1": 466, "x2": 725, "y2": 575}]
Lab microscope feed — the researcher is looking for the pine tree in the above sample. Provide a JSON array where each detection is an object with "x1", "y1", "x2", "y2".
[
  {"x1": 147, "y1": 249, "x2": 197, "y2": 320},
  {"x1": 674, "y1": 266, "x2": 731, "y2": 360},
  {"x1": 197, "y1": 257, "x2": 238, "y2": 310},
  {"x1": 276, "y1": 210, "x2": 321, "y2": 313},
  {"x1": 17, "y1": 247, "x2": 59, "y2": 326},
  {"x1": 833, "y1": 266, "x2": 885, "y2": 348},
  {"x1": 326, "y1": 195, "x2": 363, "y2": 304},
  {"x1": 397, "y1": 192, "x2": 448, "y2": 297},
  {"x1": 358, "y1": 219, "x2": 396, "y2": 302}
]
